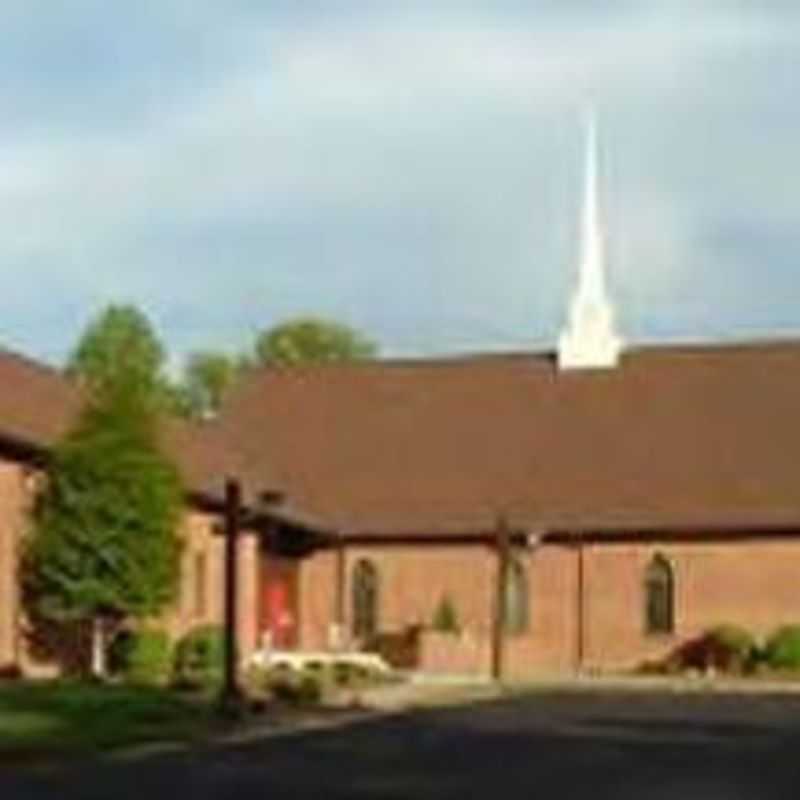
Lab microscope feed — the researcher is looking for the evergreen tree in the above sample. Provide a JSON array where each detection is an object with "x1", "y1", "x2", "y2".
[
  {"x1": 431, "y1": 594, "x2": 460, "y2": 634},
  {"x1": 25, "y1": 374, "x2": 183, "y2": 678},
  {"x1": 67, "y1": 304, "x2": 170, "y2": 410}
]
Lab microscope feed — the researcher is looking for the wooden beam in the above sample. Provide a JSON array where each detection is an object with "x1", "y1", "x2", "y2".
[
  {"x1": 0, "y1": 432, "x2": 48, "y2": 467},
  {"x1": 335, "y1": 532, "x2": 529, "y2": 547},
  {"x1": 219, "y1": 477, "x2": 244, "y2": 714},
  {"x1": 490, "y1": 516, "x2": 511, "y2": 683}
]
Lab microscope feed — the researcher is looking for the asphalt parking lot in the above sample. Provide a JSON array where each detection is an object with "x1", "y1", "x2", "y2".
[{"x1": 4, "y1": 690, "x2": 800, "y2": 799}]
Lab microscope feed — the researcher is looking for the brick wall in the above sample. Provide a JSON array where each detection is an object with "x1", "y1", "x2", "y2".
[
  {"x1": 417, "y1": 631, "x2": 491, "y2": 675},
  {"x1": 161, "y1": 511, "x2": 260, "y2": 660},
  {"x1": 0, "y1": 458, "x2": 30, "y2": 669},
  {"x1": 8, "y1": 466, "x2": 800, "y2": 679},
  {"x1": 297, "y1": 541, "x2": 580, "y2": 677},
  {"x1": 409, "y1": 544, "x2": 579, "y2": 678},
  {"x1": 1, "y1": 480, "x2": 261, "y2": 675},
  {"x1": 509, "y1": 544, "x2": 578, "y2": 675},
  {"x1": 297, "y1": 536, "x2": 800, "y2": 678},
  {"x1": 299, "y1": 544, "x2": 496, "y2": 653},
  {"x1": 581, "y1": 538, "x2": 800, "y2": 671},
  {"x1": 297, "y1": 548, "x2": 338, "y2": 651}
]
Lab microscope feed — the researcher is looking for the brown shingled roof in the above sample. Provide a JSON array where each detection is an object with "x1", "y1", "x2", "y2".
[
  {"x1": 6, "y1": 341, "x2": 800, "y2": 535},
  {"x1": 0, "y1": 349, "x2": 238, "y2": 502},
  {"x1": 158, "y1": 417, "x2": 252, "y2": 502},
  {"x1": 0, "y1": 349, "x2": 80, "y2": 448},
  {"x1": 214, "y1": 340, "x2": 800, "y2": 536}
]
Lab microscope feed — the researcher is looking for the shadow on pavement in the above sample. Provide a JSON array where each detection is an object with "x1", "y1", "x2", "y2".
[{"x1": 3, "y1": 692, "x2": 800, "y2": 799}]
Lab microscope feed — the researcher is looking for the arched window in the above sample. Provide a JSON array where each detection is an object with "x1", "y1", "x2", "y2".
[
  {"x1": 504, "y1": 557, "x2": 529, "y2": 635},
  {"x1": 193, "y1": 551, "x2": 207, "y2": 618},
  {"x1": 352, "y1": 559, "x2": 379, "y2": 640},
  {"x1": 644, "y1": 554, "x2": 675, "y2": 635}
]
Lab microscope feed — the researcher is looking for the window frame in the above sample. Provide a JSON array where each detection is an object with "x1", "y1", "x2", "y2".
[
  {"x1": 644, "y1": 553, "x2": 675, "y2": 636},
  {"x1": 351, "y1": 558, "x2": 379, "y2": 641},
  {"x1": 503, "y1": 555, "x2": 530, "y2": 636},
  {"x1": 193, "y1": 550, "x2": 208, "y2": 619}
]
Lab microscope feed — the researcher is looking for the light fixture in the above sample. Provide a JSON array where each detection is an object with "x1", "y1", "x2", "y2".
[{"x1": 526, "y1": 531, "x2": 543, "y2": 550}]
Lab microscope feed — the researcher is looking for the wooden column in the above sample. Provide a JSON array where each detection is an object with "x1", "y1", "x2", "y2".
[
  {"x1": 575, "y1": 537, "x2": 585, "y2": 675},
  {"x1": 334, "y1": 538, "x2": 346, "y2": 651},
  {"x1": 490, "y1": 517, "x2": 511, "y2": 682},
  {"x1": 219, "y1": 478, "x2": 244, "y2": 713}
]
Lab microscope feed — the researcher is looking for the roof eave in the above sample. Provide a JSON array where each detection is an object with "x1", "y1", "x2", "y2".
[{"x1": 0, "y1": 431, "x2": 49, "y2": 467}]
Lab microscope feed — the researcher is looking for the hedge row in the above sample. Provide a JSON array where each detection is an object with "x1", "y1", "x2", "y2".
[
  {"x1": 110, "y1": 625, "x2": 224, "y2": 688},
  {"x1": 653, "y1": 624, "x2": 800, "y2": 675}
]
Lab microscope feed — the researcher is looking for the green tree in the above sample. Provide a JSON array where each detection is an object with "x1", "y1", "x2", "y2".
[
  {"x1": 177, "y1": 351, "x2": 243, "y2": 419},
  {"x1": 254, "y1": 316, "x2": 377, "y2": 367},
  {"x1": 67, "y1": 305, "x2": 168, "y2": 407},
  {"x1": 431, "y1": 594, "x2": 460, "y2": 634},
  {"x1": 24, "y1": 378, "x2": 183, "y2": 678}
]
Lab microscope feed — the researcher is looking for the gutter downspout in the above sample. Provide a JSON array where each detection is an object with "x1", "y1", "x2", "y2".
[
  {"x1": 218, "y1": 478, "x2": 244, "y2": 715},
  {"x1": 575, "y1": 536, "x2": 585, "y2": 675}
]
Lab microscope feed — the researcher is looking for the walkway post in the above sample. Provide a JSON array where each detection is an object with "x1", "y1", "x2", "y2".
[
  {"x1": 491, "y1": 516, "x2": 511, "y2": 683},
  {"x1": 334, "y1": 536, "x2": 346, "y2": 651},
  {"x1": 219, "y1": 477, "x2": 244, "y2": 716}
]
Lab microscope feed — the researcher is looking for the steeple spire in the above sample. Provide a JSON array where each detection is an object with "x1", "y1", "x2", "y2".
[{"x1": 557, "y1": 109, "x2": 623, "y2": 370}]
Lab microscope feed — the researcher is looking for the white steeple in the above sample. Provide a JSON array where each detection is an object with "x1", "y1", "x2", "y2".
[{"x1": 557, "y1": 110, "x2": 623, "y2": 370}]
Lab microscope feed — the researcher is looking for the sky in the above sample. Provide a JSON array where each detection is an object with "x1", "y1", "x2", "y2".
[{"x1": 1, "y1": 1, "x2": 799, "y2": 368}]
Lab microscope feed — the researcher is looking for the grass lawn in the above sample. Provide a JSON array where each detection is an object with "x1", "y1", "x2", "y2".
[{"x1": 0, "y1": 681, "x2": 216, "y2": 764}]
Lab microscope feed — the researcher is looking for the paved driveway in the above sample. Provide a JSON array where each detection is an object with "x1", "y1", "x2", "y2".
[{"x1": 4, "y1": 691, "x2": 800, "y2": 799}]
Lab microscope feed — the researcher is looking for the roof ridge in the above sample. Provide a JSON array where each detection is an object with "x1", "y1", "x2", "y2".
[
  {"x1": 0, "y1": 345, "x2": 67, "y2": 379},
  {"x1": 627, "y1": 335, "x2": 800, "y2": 358},
  {"x1": 232, "y1": 335, "x2": 800, "y2": 382},
  {"x1": 240, "y1": 350, "x2": 555, "y2": 377}
]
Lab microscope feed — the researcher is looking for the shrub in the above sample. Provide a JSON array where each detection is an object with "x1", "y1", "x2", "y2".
[
  {"x1": 332, "y1": 660, "x2": 356, "y2": 687},
  {"x1": 110, "y1": 628, "x2": 172, "y2": 685},
  {"x1": 0, "y1": 664, "x2": 22, "y2": 681},
  {"x1": 296, "y1": 673, "x2": 323, "y2": 705},
  {"x1": 666, "y1": 624, "x2": 756, "y2": 674},
  {"x1": 333, "y1": 660, "x2": 382, "y2": 688},
  {"x1": 636, "y1": 658, "x2": 666, "y2": 676},
  {"x1": 243, "y1": 663, "x2": 274, "y2": 696},
  {"x1": 267, "y1": 668, "x2": 324, "y2": 706},
  {"x1": 245, "y1": 662, "x2": 294, "y2": 696},
  {"x1": 764, "y1": 626, "x2": 800, "y2": 671},
  {"x1": 708, "y1": 624, "x2": 757, "y2": 670},
  {"x1": 268, "y1": 677, "x2": 297, "y2": 703},
  {"x1": 173, "y1": 625, "x2": 225, "y2": 689},
  {"x1": 431, "y1": 595, "x2": 460, "y2": 634},
  {"x1": 365, "y1": 626, "x2": 421, "y2": 669}
]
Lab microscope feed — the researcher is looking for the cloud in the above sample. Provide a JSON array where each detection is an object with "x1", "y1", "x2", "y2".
[{"x1": 0, "y1": 2, "x2": 798, "y2": 364}]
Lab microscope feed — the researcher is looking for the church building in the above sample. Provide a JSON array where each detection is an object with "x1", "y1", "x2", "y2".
[{"x1": 2, "y1": 118, "x2": 800, "y2": 679}]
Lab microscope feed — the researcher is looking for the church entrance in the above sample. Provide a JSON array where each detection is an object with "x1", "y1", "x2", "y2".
[{"x1": 258, "y1": 553, "x2": 299, "y2": 650}]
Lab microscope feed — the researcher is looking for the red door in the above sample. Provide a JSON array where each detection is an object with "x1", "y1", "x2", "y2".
[{"x1": 259, "y1": 556, "x2": 298, "y2": 649}]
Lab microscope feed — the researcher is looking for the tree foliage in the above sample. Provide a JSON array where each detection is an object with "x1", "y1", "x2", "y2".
[
  {"x1": 169, "y1": 317, "x2": 378, "y2": 417},
  {"x1": 431, "y1": 594, "x2": 460, "y2": 634},
  {"x1": 764, "y1": 626, "x2": 800, "y2": 670},
  {"x1": 25, "y1": 344, "x2": 183, "y2": 674},
  {"x1": 173, "y1": 625, "x2": 226, "y2": 688},
  {"x1": 109, "y1": 628, "x2": 173, "y2": 686},
  {"x1": 177, "y1": 351, "x2": 243, "y2": 418},
  {"x1": 26, "y1": 388, "x2": 182, "y2": 620},
  {"x1": 254, "y1": 317, "x2": 377, "y2": 367},
  {"x1": 66, "y1": 305, "x2": 169, "y2": 408}
]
